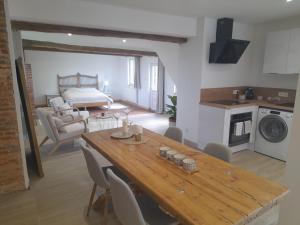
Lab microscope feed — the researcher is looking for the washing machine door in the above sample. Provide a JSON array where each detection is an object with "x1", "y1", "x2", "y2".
[{"x1": 259, "y1": 115, "x2": 288, "y2": 143}]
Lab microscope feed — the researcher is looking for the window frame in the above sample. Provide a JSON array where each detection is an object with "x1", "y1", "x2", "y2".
[
  {"x1": 127, "y1": 57, "x2": 135, "y2": 87},
  {"x1": 150, "y1": 63, "x2": 158, "y2": 92}
]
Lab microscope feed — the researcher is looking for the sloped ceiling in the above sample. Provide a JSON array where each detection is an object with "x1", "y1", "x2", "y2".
[{"x1": 82, "y1": 0, "x2": 300, "y2": 23}]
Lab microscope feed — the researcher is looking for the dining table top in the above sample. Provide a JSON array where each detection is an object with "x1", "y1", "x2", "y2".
[{"x1": 82, "y1": 128, "x2": 289, "y2": 225}]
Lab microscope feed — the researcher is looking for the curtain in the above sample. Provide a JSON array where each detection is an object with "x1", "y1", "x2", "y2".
[
  {"x1": 156, "y1": 58, "x2": 165, "y2": 114},
  {"x1": 134, "y1": 56, "x2": 141, "y2": 89}
]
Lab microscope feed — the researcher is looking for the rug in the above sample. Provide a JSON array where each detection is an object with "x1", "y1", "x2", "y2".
[
  {"x1": 89, "y1": 103, "x2": 152, "y2": 117},
  {"x1": 103, "y1": 103, "x2": 128, "y2": 110}
]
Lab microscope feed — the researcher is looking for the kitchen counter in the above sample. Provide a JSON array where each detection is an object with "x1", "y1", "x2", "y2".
[{"x1": 200, "y1": 100, "x2": 294, "y2": 112}]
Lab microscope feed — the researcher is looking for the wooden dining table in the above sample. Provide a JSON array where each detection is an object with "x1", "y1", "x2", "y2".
[{"x1": 82, "y1": 128, "x2": 289, "y2": 225}]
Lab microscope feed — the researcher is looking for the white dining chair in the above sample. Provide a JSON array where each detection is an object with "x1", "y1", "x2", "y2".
[
  {"x1": 107, "y1": 169, "x2": 179, "y2": 225},
  {"x1": 164, "y1": 127, "x2": 183, "y2": 143},
  {"x1": 81, "y1": 143, "x2": 113, "y2": 223},
  {"x1": 203, "y1": 143, "x2": 232, "y2": 163}
]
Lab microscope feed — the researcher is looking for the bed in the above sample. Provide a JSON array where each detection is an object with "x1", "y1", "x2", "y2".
[{"x1": 57, "y1": 73, "x2": 113, "y2": 108}]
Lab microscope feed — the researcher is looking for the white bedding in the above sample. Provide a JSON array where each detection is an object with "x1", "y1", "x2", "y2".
[{"x1": 62, "y1": 88, "x2": 113, "y2": 105}]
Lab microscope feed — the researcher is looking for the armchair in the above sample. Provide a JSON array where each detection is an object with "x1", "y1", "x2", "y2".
[
  {"x1": 37, "y1": 108, "x2": 88, "y2": 155},
  {"x1": 49, "y1": 97, "x2": 89, "y2": 121}
]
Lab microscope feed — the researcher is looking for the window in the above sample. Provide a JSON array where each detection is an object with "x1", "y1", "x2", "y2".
[
  {"x1": 150, "y1": 64, "x2": 158, "y2": 91},
  {"x1": 127, "y1": 57, "x2": 135, "y2": 86},
  {"x1": 173, "y1": 84, "x2": 177, "y2": 94}
]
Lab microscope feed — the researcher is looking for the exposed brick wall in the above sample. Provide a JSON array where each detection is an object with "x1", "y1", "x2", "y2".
[
  {"x1": 0, "y1": 0, "x2": 26, "y2": 192},
  {"x1": 24, "y1": 64, "x2": 36, "y2": 119}
]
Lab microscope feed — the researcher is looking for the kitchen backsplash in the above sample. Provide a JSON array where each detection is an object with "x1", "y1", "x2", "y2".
[{"x1": 200, "y1": 86, "x2": 296, "y2": 103}]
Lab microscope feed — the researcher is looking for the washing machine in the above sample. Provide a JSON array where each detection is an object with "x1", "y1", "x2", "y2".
[{"x1": 255, "y1": 107, "x2": 293, "y2": 161}]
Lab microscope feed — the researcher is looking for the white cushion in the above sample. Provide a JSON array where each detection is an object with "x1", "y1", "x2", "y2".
[
  {"x1": 78, "y1": 111, "x2": 90, "y2": 120},
  {"x1": 37, "y1": 108, "x2": 57, "y2": 141},
  {"x1": 59, "y1": 123, "x2": 86, "y2": 140},
  {"x1": 52, "y1": 117, "x2": 65, "y2": 132},
  {"x1": 58, "y1": 103, "x2": 73, "y2": 115},
  {"x1": 49, "y1": 97, "x2": 64, "y2": 111},
  {"x1": 61, "y1": 115, "x2": 75, "y2": 123},
  {"x1": 62, "y1": 123, "x2": 85, "y2": 133}
]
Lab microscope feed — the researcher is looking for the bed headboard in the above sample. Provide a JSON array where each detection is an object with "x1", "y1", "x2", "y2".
[{"x1": 57, "y1": 73, "x2": 99, "y2": 94}]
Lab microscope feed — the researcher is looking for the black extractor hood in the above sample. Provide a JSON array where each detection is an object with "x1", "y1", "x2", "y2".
[{"x1": 209, "y1": 18, "x2": 250, "y2": 64}]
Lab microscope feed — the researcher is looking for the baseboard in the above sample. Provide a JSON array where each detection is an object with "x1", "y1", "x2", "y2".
[
  {"x1": 229, "y1": 143, "x2": 250, "y2": 153},
  {"x1": 184, "y1": 139, "x2": 199, "y2": 149}
]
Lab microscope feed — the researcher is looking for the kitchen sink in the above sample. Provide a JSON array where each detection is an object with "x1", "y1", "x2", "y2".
[{"x1": 209, "y1": 99, "x2": 249, "y2": 106}]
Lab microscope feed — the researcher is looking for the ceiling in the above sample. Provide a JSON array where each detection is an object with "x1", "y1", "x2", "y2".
[{"x1": 80, "y1": 0, "x2": 300, "y2": 24}]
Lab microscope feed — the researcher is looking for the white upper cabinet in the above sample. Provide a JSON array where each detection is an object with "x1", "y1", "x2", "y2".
[
  {"x1": 287, "y1": 28, "x2": 300, "y2": 74},
  {"x1": 263, "y1": 30, "x2": 291, "y2": 74}
]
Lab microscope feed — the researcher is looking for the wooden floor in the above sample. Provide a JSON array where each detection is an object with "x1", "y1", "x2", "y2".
[
  {"x1": 0, "y1": 150, "x2": 285, "y2": 225},
  {"x1": 0, "y1": 112, "x2": 286, "y2": 225},
  {"x1": 232, "y1": 150, "x2": 286, "y2": 184}
]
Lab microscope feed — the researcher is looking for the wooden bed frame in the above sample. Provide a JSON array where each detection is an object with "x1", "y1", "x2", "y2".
[{"x1": 57, "y1": 73, "x2": 108, "y2": 108}]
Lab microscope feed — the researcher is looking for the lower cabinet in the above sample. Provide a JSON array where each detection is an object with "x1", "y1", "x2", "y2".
[{"x1": 198, "y1": 105, "x2": 258, "y2": 153}]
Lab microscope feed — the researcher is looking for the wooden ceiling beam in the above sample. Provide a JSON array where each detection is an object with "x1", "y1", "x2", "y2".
[
  {"x1": 12, "y1": 20, "x2": 188, "y2": 44},
  {"x1": 22, "y1": 39, "x2": 158, "y2": 57}
]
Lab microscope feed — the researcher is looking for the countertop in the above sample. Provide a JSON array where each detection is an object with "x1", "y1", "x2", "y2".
[{"x1": 200, "y1": 100, "x2": 294, "y2": 112}]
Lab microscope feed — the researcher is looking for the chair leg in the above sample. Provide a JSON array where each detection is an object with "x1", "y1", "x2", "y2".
[
  {"x1": 87, "y1": 183, "x2": 97, "y2": 216},
  {"x1": 102, "y1": 189, "x2": 110, "y2": 225},
  {"x1": 39, "y1": 136, "x2": 49, "y2": 147},
  {"x1": 48, "y1": 142, "x2": 62, "y2": 155},
  {"x1": 93, "y1": 194, "x2": 106, "y2": 211}
]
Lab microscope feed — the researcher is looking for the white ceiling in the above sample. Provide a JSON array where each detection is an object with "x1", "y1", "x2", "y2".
[{"x1": 80, "y1": 0, "x2": 300, "y2": 24}]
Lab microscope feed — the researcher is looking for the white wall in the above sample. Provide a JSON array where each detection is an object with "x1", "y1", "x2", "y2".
[
  {"x1": 251, "y1": 16, "x2": 300, "y2": 90},
  {"x1": 176, "y1": 18, "x2": 257, "y2": 143},
  {"x1": 177, "y1": 19, "x2": 205, "y2": 143},
  {"x1": 25, "y1": 50, "x2": 160, "y2": 108},
  {"x1": 201, "y1": 18, "x2": 256, "y2": 88},
  {"x1": 110, "y1": 57, "x2": 137, "y2": 104},
  {"x1": 21, "y1": 32, "x2": 181, "y2": 88},
  {"x1": 278, "y1": 72, "x2": 300, "y2": 225},
  {"x1": 8, "y1": 0, "x2": 196, "y2": 37},
  {"x1": 112, "y1": 56, "x2": 161, "y2": 108},
  {"x1": 25, "y1": 50, "x2": 124, "y2": 105}
]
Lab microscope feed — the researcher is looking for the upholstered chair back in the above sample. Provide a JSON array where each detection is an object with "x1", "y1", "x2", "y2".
[
  {"x1": 204, "y1": 143, "x2": 232, "y2": 163},
  {"x1": 36, "y1": 108, "x2": 58, "y2": 142},
  {"x1": 46, "y1": 113, "x2": 62, "y2": 142},
  {"x1": 107, "y1": 169, "x2": 147, "y2": 225},
  {"x1": 164, "y1": 127, "x2": 183, "y2": 143},
  {"x1": 49, "y1": 97, "x2": 65, "y2": 112},
  {"x1": 81, "y1": 144, "x2": 110, "y2": 189}
]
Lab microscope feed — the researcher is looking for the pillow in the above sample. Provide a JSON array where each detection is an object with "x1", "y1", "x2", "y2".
[
  {"x1": 52, "y1": 116, "x2": 67, "y2": 133},
  {"x1": 58, "y1": 103, "x2": 73, "y2": 115}
]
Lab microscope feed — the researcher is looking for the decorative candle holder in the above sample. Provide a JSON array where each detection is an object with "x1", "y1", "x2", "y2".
[
  {"x1": 135, "y1": 133, "x2": 142, "y2": 142},
  {"x1": 159, "y1": 146, "x2": 170, "y2": 157}
]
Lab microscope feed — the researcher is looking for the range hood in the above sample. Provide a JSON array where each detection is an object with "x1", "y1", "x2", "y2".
[{"x1": 209, "y1": 18, "x2": 250, "y2": 64}]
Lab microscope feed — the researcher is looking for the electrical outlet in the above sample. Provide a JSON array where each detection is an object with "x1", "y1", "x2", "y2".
[
  {"x1": 278, "y1": 92, "x2": 289, "y2": 98},
  {"x1": 233, "y1": 90, "x2": 239, "y2": 95}
]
